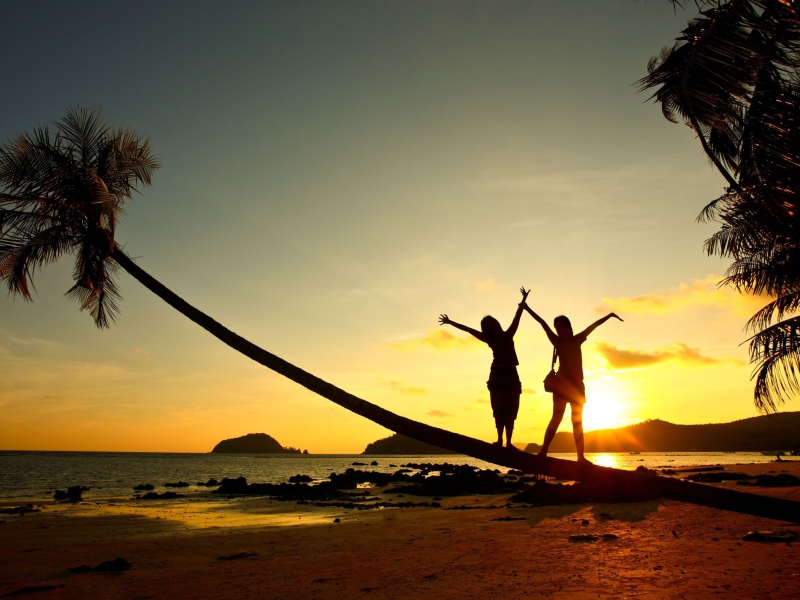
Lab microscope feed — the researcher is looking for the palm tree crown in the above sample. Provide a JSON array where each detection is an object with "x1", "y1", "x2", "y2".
[
  {"x1": 640, "y1": 0, "x2": 800, "y2": 411},
  {"x1": 0, "y1": 107, "x2": 159, "y2": 327}
]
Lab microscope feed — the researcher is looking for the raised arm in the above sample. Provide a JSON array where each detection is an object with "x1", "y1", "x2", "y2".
[
  {"x1": 519, "y1": 299, "x2": 558, "y2": 346},
  {"x1": 438, "y1": 314, "x2": 486, "y2": 342},
  {"x1": 578, "y1": 312, "x2": 624, "y2": 339},
  {"x1": 505, "y1": 287, "x2": 530, "y2": 337}
]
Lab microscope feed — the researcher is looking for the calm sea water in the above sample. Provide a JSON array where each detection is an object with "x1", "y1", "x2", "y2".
[{"x1": 0, "y1": 451, "x2": 780, "y2": 501}]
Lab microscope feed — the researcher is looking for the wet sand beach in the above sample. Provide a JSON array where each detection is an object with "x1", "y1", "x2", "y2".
[{"x1": 2, "y1": 461, "x2": 800, "y2": 599}]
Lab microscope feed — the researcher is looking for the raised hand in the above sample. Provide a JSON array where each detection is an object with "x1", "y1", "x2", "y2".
[
  {"x1": 520, "y1": 287, "x2": 530, "y2": 303},
  {"x1": 609, "y1": 313, "x2": 624, "y2": 322},
  {"x1": 438, "y1": 313, "x2": 451, "y2": 326}
]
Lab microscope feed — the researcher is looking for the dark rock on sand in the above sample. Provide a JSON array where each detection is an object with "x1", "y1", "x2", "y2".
[
  {"x1": 54, "y1": 486, "x2": 89, "y2": 502},
  {"x1": 737, "y1": 474, "x2": 800, "y2": 487},
  {"x1": 569, "y1": 534, "x2": 600, "y2": 543},
  {"x1": 686, "y1": 472, "x2": 753, "y2": 483},
  {"x1": 163, "y1": 481, "x2": 190, "y2": 488},
  {"x1": 133, "y1": 484, "x2": 155, "y2": 491},
  {"x1": 352, "y1": 462, "x2": 367, "y2": 466},
  {"x1": 289, "y1": 474, "x2": 313, "y2": 483},
  {"x1": 218, "y1": 551, "x2": 258, "y2": 560},
  {"x1": 136, "y1": 492, "x2": 184, "y2": 500},
  {"x1": 0, "y1": 505, "x2": 40, "y2": 515},
  {"x1": 742, "y1": 530, "x2": 799, "y2": 542},
  {"x1": 94, "y1": 558, "x2": 133, "y2": 572}
]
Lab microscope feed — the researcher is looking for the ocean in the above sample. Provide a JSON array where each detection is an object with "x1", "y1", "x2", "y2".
[{"x1": 0, "y1": 451, "x2": 782, "y2": 502}]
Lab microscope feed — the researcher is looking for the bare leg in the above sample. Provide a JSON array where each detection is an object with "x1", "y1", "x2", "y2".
[
  {"x1": 494, "y1": 418, "x2": 503, "y2": 445},
  {"x1": 505, "y1": 422, "x2": 514, "y2": 448},
  {"x1": 539, "y1": 400, "x2": 567, "y2": 456},
  {"x1": 571, "y1": 402, "x2": 590, "y2": 463}
]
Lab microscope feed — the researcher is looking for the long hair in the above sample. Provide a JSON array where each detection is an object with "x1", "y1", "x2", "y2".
[
  {"x1": 480, "y1": 315, "x2": 502, "y2": 334},
  {"x1": 553, "y1": 315, "x2": 573, "y2": 336}
]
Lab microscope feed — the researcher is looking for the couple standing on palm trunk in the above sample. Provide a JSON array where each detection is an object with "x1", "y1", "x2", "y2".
[{"x1": 439, "y1": 287, "x2": 622, "y2": 463}]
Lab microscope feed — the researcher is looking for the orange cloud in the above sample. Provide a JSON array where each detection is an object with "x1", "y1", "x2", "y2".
[
  {"x1": 595, "y1": 342, "x2": 731, "y2": 370},
  {"x1": 427, "y1": 409, "x2": 455, "y2": 418},
  {"x1": 596, "y1": 275, "x2": 767, "y2": 318},
  {"x1": 388, "y1": 380, "x2": 427, "y2": 395},
  {"x1": 389, "y1": 328, "x2": 482, "y2": 351}
]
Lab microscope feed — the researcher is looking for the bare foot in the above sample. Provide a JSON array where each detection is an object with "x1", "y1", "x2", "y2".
[
  {"x1": 492, "y1": 441, "x2": 503, "y2": 447},
  {"x1": 537, "y1": 449, "x2": 548, "y2": 458},
  {"x1": 577, "y1": 456, "x2": 593, "y2": 465}
]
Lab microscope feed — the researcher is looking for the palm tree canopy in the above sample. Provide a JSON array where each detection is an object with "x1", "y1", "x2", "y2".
[
  {"x1": 0, "y1": 107, "x2": 160, "y2": 328},
  {"x1": 641, "y1": 0, "x2": 800, "y2": 412}
]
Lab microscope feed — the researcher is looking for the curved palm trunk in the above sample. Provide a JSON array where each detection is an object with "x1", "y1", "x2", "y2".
[{"x1": 113, "y1": 248, "x2": 800, "y2": 523}]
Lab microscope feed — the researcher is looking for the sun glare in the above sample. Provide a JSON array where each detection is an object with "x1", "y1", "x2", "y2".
[{"x1": 581, "y1": 379, "x2": 631, "y2": 432}]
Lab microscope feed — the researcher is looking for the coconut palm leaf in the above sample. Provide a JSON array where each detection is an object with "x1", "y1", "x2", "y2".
[{"x1": 749, "y1": 315, "x2": 800, "y2": 411}]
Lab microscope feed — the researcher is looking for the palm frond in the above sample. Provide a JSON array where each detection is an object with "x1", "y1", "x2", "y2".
[{"x1": 749, "y1": 315, "x2": 800, "y2": 412}]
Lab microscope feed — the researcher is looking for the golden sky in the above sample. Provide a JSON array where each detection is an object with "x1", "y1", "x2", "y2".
[{"x1": 0, "y1": 1, "x2": 781, "y2": 452}]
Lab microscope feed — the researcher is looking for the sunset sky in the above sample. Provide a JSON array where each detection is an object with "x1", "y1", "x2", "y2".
[{"x1": 0, "y1": 1, "x2": 777, "y2": 453}]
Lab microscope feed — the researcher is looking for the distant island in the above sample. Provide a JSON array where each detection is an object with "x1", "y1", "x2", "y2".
[
  {"x1": 524, "y1": 412, "x2": 800, "y2": 453},
  {"x1": 211, "y1": 433, "x2": 308, "y2": 454},
  {"x1": 363, "y1": 433, "x2": 457, "y2": 455}
]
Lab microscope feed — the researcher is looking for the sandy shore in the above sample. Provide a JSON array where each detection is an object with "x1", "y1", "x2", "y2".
[{"x1": 2, "y1": 462, "x2": 800, "y2": 599}]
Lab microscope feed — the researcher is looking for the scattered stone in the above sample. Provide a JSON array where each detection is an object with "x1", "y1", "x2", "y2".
[
  {"x1": 218, "y1": 551, "x2": 258, "y2": 560},
  {"x1": 370, "y1": 461, "x2": 379, "y2": 466},
  {"x1": 490, "y1": 516, "x2": 527, "y2": 522},
  {"x1": 742, "y1": 530, "x2": 799, "y2": 542},
  {"x1": 333, "y1": 518, "x2": 341, "y2": 523},
  {"x1": 351, "y1": 462, "x2": 367, "y2": 466},
  {"x1": 53, "y1": 486, "x2": 89, "y2": 502},
  {"x1": 135, "y1": 492, "x2": 184, "y2": 500},
  {"x1": 163, "y1": 481, "x2": 190, "y2": 488},
  {"x1": 569, "y1": 534, "x2": 600, "y2": 543},
  {"x1": 288, "y1": 474, "x2": 313, "y2": 483},
  {"x1": 686, "y1": 472, "x2": 753, "y2": 483},
  {"x1": 581, "y1": 519, "x2": 590, "y2": 526},
  {"x1": 596, "y1": 513, "x2": 614, "y2": 521},
  {"x1": 0, "y1": 505, "x2": 40, "y2": 515},
  {"x1": 737, "y1": 474, "x2": 800, "y2": 487},
  {"x1": 601, "y1": 534, "x2": 619, "y2": 541},
  {"x1": 94, "y1": 557, "x2": 133, "y2": 572},
  {"x1": 133, "y1": 484, "x2": 154, "y2": 491},
  {"x1": 204, "y1": 478, "x2": 220, "y2": 487}
]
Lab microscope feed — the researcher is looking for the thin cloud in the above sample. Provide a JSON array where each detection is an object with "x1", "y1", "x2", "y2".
[
  {"x1": 596, "y1": 275, "x2": 767, "y2": 318},
  {"x1": 389, "y1": 328, "x2": 482, "y2": 351},
  {"x1": 428, "y1": 409, "x2": 455, "y2": 418},
  {"x1": 595, "y1": 342, "x2": 729, "y2": 370},
  {"x1": 521, "y1": 387, "x2": 538, "y2": 395},
  {"x1": 388, "y1": 380, "x2": 427, "y2": 395}
]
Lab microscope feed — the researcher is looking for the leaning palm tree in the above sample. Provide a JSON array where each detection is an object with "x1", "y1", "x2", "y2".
[
  {"x1": 0, "y1": 107, "x2": 490, "y2": 458},
  {"x1": 639, "y1": 0, "x2": 800, "y2": 411},
  {"x1": 4, "y1": 107, "x2": 800, "y2": 522}
]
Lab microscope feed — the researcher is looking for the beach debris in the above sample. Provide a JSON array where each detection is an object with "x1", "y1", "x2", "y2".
[
  {"x1": 568, "y1": 534, "x2": 600, "y2": 543},
  {"x1": 4, "y1": 584, "x2": 65, "y2": 595},
  {"x1": 218, "y1": 551, "x2": 258, "y2": 561},
  {"x1": 0, "y1": 504, "x2": 40, "y2": 515},
  {"x1": 135, "y1": 491, "x2": 184, "y2": 500},
  {"x1": 685, "y1": 472, "x2": 753, "y2": 483},
  {"x1": 737, "y1": 474, "x2": 800, "y2": 487},
  {"x1": 163, "y1": 481, "x2": 190, "y2": 488},
  {"x1": 133, "y1": 484, "x2": 155, "y2": 491},
  {"x1": 601, "y1": 534, "x2": 619, "y2": 541},
  {"x1": 742, "y1": 530, "x2": 799, "y2": 542},
  {"x1": 53, "y1": 486, "x2": 89, "y2": 502},
  {"x1": 672, "y1": 530, "x2": 680, "y2": 538},
  {"x1": 289, "y1": 474, "x2": 313, "y2": 483}
]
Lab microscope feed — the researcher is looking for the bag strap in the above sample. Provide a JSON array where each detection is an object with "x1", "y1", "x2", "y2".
[{"x1": 551, "y1": 346, "x2": 558, "y2": 369}]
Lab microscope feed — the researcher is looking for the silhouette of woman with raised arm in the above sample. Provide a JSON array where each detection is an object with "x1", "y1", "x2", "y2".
[
  {"x1": 439, "y1": 289, "x2": 529, "y2": 448},
  {"x1": 520, "y1": 289, "x2": 622, "y2": 463}
]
